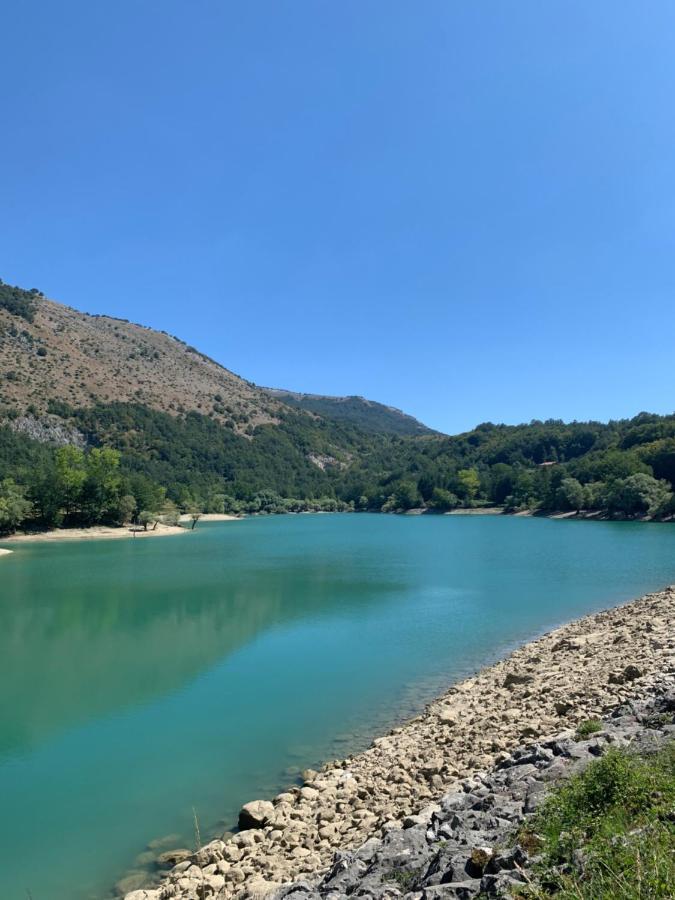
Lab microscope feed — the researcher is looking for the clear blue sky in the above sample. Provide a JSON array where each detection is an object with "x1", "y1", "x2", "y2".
[{"x1": 2, "y1": 2, "x2": 674, "y2": 434}]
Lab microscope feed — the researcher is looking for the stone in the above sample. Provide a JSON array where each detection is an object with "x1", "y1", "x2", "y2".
[
  {"x1": 114, "y1": 871, "x2": 149, "y2": 895},
  {"x1": 503, "y1": 672, "x2": 534, "y2": 689},
  {"x1": 239, "y1": 799, "x2": 276, "y2": 829},
  {"x1": 623, "y1": 664, "x2": 643, "y2": 681},
  {"x1": 246, "y1": 877, "x2": 282, "y2": 898},
  {"x1": 156, "y1": 848, "x2": 192, "y2": 867}
]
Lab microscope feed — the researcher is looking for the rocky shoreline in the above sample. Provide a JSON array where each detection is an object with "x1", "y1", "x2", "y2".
[
  {"x1": 123, "y1": 586, "x2": 675, "y2": 900},
  {"x1": 276, "y1": 677, "x2": 675, "y2": 899}
]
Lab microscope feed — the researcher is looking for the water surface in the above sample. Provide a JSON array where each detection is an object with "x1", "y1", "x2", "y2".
[{"x1": 1, "y1": 514, "x2": 673, "y2": 899}]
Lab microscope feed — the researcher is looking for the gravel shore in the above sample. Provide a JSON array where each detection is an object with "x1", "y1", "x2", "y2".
[{"x1": 123, "y1": 585, "x2": 675, "y2": 900}]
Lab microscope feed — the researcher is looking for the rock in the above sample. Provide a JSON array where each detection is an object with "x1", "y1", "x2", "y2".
[
  {"x1": 623, "y1": 664, "x2": 643, "y2": 681},
  {"x1": 503, "y1": 672, "x2": 534, "y2": 689},
  {"x1": 156, "y1": 848, "x2": 192, "y2": 867},
  {"x1": 245, "y1": 877, "x2": 282, "y2": 898},
  {"x1": 239, "y1": 800, "x2": 276, "y2": 829},
  {"x1": 114, "y1": 870, "x2": 149, "y2": 895}
]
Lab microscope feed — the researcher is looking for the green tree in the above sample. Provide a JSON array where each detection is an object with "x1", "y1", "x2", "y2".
[
  {"x1": 392, "y1": 480, "x2": 421, "y2": 510},
  {"x1": 608, "y1": 474, "x2": 672, "y2": 516},
  {"x1": 556, "y1": 477, "x2": 585, "y2": 511},
  {"x1": 138, "y1": 510, "x2": 155, "y2": 531},
  {"x1": 55, "y1": 445, "x2": 86, "y2": 518},
  {"x1": 431, "y1": 487, "x2": 459, "y2": 511},
  {"x1": 116, "y1": 494, "x2": 137, "y2": 525},
  {"x1": 455, "y1": 468, "x2": 481, "y2": 504},
  {"x1": 0, "y1": 479, "x2": 32, "y2": 533}
]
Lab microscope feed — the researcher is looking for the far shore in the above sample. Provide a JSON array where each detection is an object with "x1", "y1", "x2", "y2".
[
  {"x1": 1, "y1": 513, "x2": 243, "y2": 546},
  {"x1": 2, "y1": 522, "x2": 186, "y2": 544}
]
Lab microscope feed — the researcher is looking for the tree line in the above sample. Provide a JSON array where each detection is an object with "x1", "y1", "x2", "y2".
[{"x1": 1, "y1": 405, "x2": 675, "y2": 535}]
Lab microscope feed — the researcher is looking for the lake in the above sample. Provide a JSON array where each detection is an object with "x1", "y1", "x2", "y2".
[{"x1": 1, "y1": 513, "x2": 674, "y2": 899}]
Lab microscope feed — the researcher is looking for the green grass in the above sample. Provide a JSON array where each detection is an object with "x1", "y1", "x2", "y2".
[
  {"x1": 574, "y1": 719, "x2": 603, "y2": 740},
  {"x1": 382, "y1": 867, "x2": 422, "y2": 889},
  {"x1": 519, "y1": 741, "x2": 675, "y2": 898}
]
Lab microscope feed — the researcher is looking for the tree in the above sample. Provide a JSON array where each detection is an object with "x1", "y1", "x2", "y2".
[
  {"x1": 116, "y1": 494, "x2": 137, "y2": 525},
  {"x1": 431, "y1": 487, "x2": 459, "y2": 511},
  {"x1": 556, "y1": 477, "x2": 585, "y2": 511},
  {"x1": 54, "y1": 446, "x2": 86, "y2": 518},
  {"x1": 608, "y1": 474, "x2": 672, "y2": 517},
  {"x1": 80, "y1": 448, "x2": 123, "y2": 524},
  {"x1": 455, "y1": 468, "x2": 481, "y2": 504},
  {"x1": 0, "y1": 480, "x2": 32, "y2": 533},
  {"x1": 393, "y1": 480, "x2": 422, "y2": 510},
  {"x1": 138, "y1": 510, "x2": 155, "y2": 531},
  {"x1": 189, "y1": 511, "x2": 202, "y2": 530}
]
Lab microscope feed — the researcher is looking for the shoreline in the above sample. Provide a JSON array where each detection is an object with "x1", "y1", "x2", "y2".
[
  {"x1": 1, "y1": 515, "x2": 242, "y2": 546},
  {"x1": 126, "y1": 584, "x2": 675, "y2": 899},
  {"x1": 2, "y1": 522, "x2": 187, "y2": 544}
]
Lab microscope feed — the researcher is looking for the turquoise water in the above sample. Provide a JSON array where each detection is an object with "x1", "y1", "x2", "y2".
[{"x1": 1, "y1": 513, "x2": 674, "y2": 900}]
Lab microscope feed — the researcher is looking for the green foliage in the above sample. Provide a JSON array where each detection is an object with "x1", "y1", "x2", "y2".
[
  {"x1": 430, "y1": 487, "x2": 459, "y2": 510},
  {"x1": 0, "y1": 479, "x2": 32, "y2": 532},
  {"x1": 556, "y1": 477, "x2": 585, "y2": 511},
  {"x1": 575, "y1": 718, "x2": 603, "y2": 739},
  {"x1": 0, "y1": 279, "x2": 39, "y2": 323},
  {"x1": 522, "y1": 743, "x2": 675, "y2": 898},
  {"x1": 3, "y1": 405, "x2": 675, "y2": 533},
  {"x1": 138, "y1": 510, "x2": 155, "y2": 531},
  {"x1": 606, "y1": 472, "x2": 672, "y2": 517}
]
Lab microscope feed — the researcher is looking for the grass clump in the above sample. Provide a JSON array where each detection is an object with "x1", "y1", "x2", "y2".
[
  {"x1": 382, "y1": 867, "x2": 423, "y2": 889},
  {"x1": 518, "y1": 742, "x2": 675, "y2": 898},
  {"x1": 574, "y1": 719, "x2": 603, "y2": 740}
]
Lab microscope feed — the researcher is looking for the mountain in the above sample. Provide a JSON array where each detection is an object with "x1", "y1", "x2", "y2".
[
  {"x1": 263, "y1": 389, "x2": 436, "y2": 436},
  {"x1": 2, "y1": 277, "x2": 675, "y2": 534},
  {"x1": 0, "y1": 279, "x2": 282, "y2": 433}
]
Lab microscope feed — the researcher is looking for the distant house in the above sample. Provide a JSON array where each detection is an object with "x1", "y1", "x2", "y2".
[{"x1": 538, "y1": 461, "x2": 557, "y2": 467}]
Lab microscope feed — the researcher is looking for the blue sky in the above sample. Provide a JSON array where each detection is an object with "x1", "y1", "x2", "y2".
[{"x1": 2, "y1": 2, "x2": 674, "y2": 434}]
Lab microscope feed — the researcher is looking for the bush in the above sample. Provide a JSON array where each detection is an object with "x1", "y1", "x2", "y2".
[
  {"x1": 523, "y1": 743, "x2": 675, "y2": 898},
  {"x1": 575, "y1": 718, "x2": 603, "y2": 739}
]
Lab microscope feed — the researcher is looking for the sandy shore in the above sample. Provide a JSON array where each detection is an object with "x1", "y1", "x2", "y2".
[
  {"x1": 131, "y1": 585, "x2": 675, "y2": 900},
  {"x1": 2, "y1": 515, "x2": 242, "y2": 546},
  {"x1": 3, "y1": 522, "x2": 186, "y2": 543}
]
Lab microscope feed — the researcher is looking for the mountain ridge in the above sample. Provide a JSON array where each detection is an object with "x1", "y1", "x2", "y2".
[{"x1": 0, "y1": 279, "x2": 431, "y2": 437}]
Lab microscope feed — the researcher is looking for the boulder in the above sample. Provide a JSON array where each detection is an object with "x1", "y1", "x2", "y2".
[
  {"x1": 156, "y1": 848, "x2": 192, "y2": 868},
  {"x1": 503, "y1": 673, "x2": 534, "y2": 689},
  {"x1": 239, "y1": 799, "x2": 276, "y2": 829}
]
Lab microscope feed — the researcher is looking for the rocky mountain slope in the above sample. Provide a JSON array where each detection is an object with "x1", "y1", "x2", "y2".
[
  {"x1": 0, "y1": 280, "x2": 282, "y2": 434},
  {"x1": 264, "y1": 390, "x2": 435, "y2": 436},
  {"x1": 0, "y1": 279, "x2": 435, "y2": 439}
]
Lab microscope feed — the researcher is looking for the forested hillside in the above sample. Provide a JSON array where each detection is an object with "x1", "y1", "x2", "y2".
[{"x1": 1, "y1": 278, "x2": 674, "y2": 533}]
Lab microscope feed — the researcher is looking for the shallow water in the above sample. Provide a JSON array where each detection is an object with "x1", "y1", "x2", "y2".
[{"x1": 1, "y1": 513, "x2": 674, "y2": 899}]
